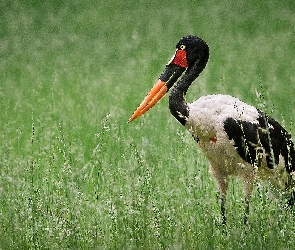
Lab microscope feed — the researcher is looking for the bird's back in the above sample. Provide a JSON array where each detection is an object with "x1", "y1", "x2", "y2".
[{"x1": 186, "y1": 94, "x2": 259, "y2": 141}]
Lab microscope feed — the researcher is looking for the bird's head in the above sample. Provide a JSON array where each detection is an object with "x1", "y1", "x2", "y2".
[{"x1": 128, "y1": 35, "x2": 209, "y2": 122}]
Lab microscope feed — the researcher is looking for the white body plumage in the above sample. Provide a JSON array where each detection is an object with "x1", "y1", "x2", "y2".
[{"x1": 186, "y1": 94, "x2": 292, "y2": 200}]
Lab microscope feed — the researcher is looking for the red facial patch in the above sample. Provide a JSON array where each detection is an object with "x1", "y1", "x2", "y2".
[{"x1": 172, "y1": 50, "x2": 188, "y2": 68}]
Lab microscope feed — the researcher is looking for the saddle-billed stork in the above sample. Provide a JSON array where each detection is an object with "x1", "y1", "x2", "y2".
[{"x1": 128, "y1": 35, "x2": 295, "y2": 225}]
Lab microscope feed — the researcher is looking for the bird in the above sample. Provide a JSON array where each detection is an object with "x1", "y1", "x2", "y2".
[{"x1": 128, "y1": 35, "x2": 295, "y2": 225}]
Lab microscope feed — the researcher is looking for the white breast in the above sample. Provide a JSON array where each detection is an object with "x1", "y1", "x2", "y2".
[{"x1": 185, "y1": 94, "x2": 260, "y2": 182}]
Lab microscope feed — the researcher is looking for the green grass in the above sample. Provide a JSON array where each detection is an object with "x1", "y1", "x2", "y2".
[{"x1": 1, "y1": 0, "x2": 295, "y2": 249}]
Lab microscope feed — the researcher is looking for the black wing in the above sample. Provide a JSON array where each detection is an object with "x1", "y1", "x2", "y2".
[{"x1": 224, "y1": 110, "x2": 295, "y2": 173}]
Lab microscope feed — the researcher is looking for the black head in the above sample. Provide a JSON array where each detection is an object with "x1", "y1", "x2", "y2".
[
  {"x1": 176, "y1": 35, "x2": 210, "y2": 69},
  {"x1": 128, "y1": 35, "x2": 209, "y2": 123}
]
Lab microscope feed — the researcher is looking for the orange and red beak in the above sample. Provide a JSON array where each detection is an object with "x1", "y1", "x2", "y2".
[{"x1": 128, "y1": 49, "x2": 188, "y2": 122}]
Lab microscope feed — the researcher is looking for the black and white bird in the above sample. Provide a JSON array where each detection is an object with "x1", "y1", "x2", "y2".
[{"x1": 128, "y1": 35, "x2": 295, "y2": 225}]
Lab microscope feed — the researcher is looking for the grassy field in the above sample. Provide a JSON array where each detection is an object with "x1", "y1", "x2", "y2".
[{"x1": 1, "y1": 0, "x2": 295, "y2": 249}]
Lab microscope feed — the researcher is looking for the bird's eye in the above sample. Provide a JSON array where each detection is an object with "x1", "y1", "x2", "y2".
[{"x1": 180, "y1": 45, "x2": 186, "y2": 50}]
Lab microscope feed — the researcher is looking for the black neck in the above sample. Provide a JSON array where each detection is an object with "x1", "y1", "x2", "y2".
[{"x1": 168, "y1": 56, "x2": 209, "y2": 126}]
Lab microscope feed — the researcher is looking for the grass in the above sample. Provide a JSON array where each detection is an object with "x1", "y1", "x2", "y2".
[{"x1": 1, "y1": 0, "x2": 295, "y2": 249}]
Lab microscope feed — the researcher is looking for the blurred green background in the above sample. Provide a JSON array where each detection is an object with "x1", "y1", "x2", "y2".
[{"x1": 1, "y1": 0, "x2": 295, "y2": 249}]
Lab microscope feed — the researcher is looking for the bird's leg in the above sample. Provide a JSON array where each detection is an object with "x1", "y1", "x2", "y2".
[
  {"x1": 287, "y1": 190, "x2": 295, "y2": 207},
  {"x1": 244, "y1": 196, "x2": 250, "y2": 226},
  {"x1": 220, "y1": 192, "x2": 227, "y2": 226},
  {"x1": 210, "y1": 165, "x2": 229, "y2": 226}
]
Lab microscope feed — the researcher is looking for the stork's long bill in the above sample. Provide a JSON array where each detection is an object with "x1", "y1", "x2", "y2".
[{"x1": 128, "y1": 49, "x2": 188, "y2": 122}]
